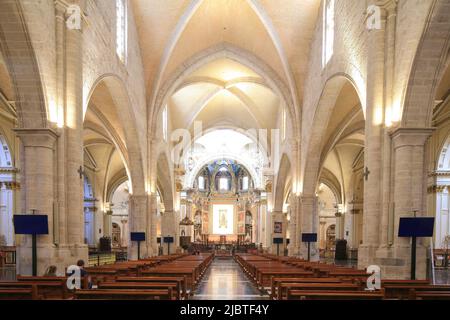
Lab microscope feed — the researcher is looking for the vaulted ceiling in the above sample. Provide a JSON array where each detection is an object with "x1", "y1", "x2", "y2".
[
  {"x1": 168, "y1": 58, "x2": 280, "y2": 131},
  {"x1": 131, "y1": 0, "x2": 321, "y2": 131}
]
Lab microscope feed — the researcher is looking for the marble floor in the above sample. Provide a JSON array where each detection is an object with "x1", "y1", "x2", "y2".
[{"x1": 193, "y1": 258, "x2": 269, "y2": 300}]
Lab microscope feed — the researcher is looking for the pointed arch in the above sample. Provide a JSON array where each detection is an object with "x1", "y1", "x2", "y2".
[
  {"x1": 0, "y1": 0, "x2": 47, "y2": 128},
  {"x1": 301, "y1": 73, "x2": 364, "y2": 197},
  {"x1": 151, "y1": 43, "x2": 297, "y2": 138},
  {"x1": 85, "y1": 74, "x2": 146, "y2": 196},
  {"x1": 401, "y1": 0, "x2": 450, "y2": 127},
  {"x1": 274, "y1": 154, "x2": 292, "y2": 212}
]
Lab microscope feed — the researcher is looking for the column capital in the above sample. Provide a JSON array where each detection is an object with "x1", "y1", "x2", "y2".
[
  {"x1": 376, "y1": 0, "x2": 398, "y2": 12},
  {"x1": 14, "y1": 128, "x2": 58, "y2": 148},
  {"x1": 390, "y1": 127, "x2": 435, "y2": 148},
  {"x1": 54, "y1": 0, "x2": 69, "y2": 13}
]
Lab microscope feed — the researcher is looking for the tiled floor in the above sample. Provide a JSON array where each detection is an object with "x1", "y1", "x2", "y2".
[{"x1": 193, "y1": 258, "x2": 269, "y2": 300}]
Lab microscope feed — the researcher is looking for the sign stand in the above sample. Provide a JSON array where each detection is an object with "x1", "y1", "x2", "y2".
[
  {"x1": 273, "y1": 238, "x2": 283, "y2": 256},
  {"x1": 13, "y1": 210, "x2": 49, "y2": 276},
  {"x1": 163, "y1": 236, "x2": 174, "y2": 255},
  {"x1": 301, "y1": 233, "x2": 318, "y2": 262},
  {"x1": 130, "y1": 232, "x2": 146, "y2": 260},
  {"x1": 398, "y1": 214, "x2": 435, "y2": 280}
]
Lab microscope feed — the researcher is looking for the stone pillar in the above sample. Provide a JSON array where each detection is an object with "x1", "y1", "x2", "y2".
[
  {"x1": 148, "y1": 193, "x2": 158, "y2": 256},
  {"x1": 299, "y1": 195, "x2": 319, "y2": 261},
  {"x1": 270, "y1": 210, "x2": 285, "y2": 255},
  {"x1": 185, "y1": 191, "x2": 193, "y2": 240},
  {"x1": 161, "y1": 211, "x2": 177, "y2": 255},
  {"x1": 15, "y1": 129, "x2": 81, "y2": 275},
  {"x1": 379, "y1": 0, "x2": 398, "y2": 250},
  {"x1": 358, "y1": 2, "x2": 387, "y2": 269},
  {"x1": 121, "y1": 218, "x2": 128, "y2": 247},
  {"x1": 54, "y1": 0, "x2": 67, "y2": 247},
  {"x1": 128, "y1": 194, "x2": 148, "y2": 259},
  {"x1": 288, "y1": 194, "x2": 300, "y2": 256},
  {"x1": 65, "y1": 0, "x2": 84, "y2": 251},
  {"x1": 376, "y1": 128, "x2": 433, "y2": 279}
]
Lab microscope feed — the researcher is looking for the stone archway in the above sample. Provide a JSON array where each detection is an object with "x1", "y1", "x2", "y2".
[
  {"x1": 401, "y1": 0, "x2": 450, "y2": 127},
  {"x1": 0, "y1": 0, "x2": 48, "y2": 129},
  {"x1": 301, "y1": 74, "x2": 364, "y2": 198}
]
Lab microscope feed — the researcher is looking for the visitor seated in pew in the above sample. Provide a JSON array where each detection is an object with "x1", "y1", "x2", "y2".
[
  {"x1": 67, "y1": 260, "x2": 92, "y2": 289},
  {"x1": 44, "y1": 265, "x2": 57, "y2": 277}
]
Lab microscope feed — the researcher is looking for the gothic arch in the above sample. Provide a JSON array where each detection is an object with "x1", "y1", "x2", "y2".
[
  {"x1": 156, "y1": 152, "x2": 174, "y2": 212},
  {"x1": 274, "y1": 154, "x2": 292, "y2": 212},
  {"x1": 85, "y1": 74, "x2": 146, "y2": 197},
  {"x1": 301, "y1": 73, "x2": 364, "y2": 197},
  {"x1": 151, "y1": 43, "x2": 297, "y2": 138},
  {"x1": 0, "y1": 0, "x2": 47, "y2": 128},
  {"x1": 401, "y1": 0, "x2": 450, "y2": 127}
]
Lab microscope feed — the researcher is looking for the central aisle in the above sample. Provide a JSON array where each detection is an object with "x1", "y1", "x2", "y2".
[{"x1": 194, "y1": 258, "x2": 269, "y2": 300}]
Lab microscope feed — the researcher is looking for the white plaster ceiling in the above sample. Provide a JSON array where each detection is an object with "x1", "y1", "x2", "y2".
[
  {"x1": 168, "y1": 57, "x2": 280, "y2": 132},
  {"x1": 131, "y1": 0, "x2": 321, "y2": 128}
]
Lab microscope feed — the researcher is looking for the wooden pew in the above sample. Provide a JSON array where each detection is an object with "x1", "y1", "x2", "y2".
[
  {"x1": 277, "y1": 283, "x2": 360, "y2": 300},
  {"x1": 384, "y1": 284, "x2": 450, "y2": 299},
  {"x1": 414, "y1": 291, "x2": 450, "y2": 300},
  {"x1": 0, "y1": 288, "x2": 39, "y2": 300},
  {"x1": 98, "y1": 282, "x2": 180, "y2": 300},
  {"x1": 115, "y1": 276, "x2": 187, "y2": 299},
  {"x1": 74, "y1": 288, "x2": 173, "y2": 300},
  {"x1": 256, "y1": 269, "x2": 314, "y2": 290},
  {"x1": 0, "y1": 281, "x2": 68, "y2": 299},
  {"x1": 270, "y1": 277, "x2": 343, "y2": 300},
  {"x1": 141, "y1": 269, "x2": 196, "y2": 292},
  {"x1": 287, "y1": 289, "x2": 384, "y2": 300}
]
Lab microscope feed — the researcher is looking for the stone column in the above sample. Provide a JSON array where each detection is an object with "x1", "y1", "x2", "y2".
[
  {"x1": 358, "y1": 2, "x2": 387, "y2": 269},
  {"x1": 121, "y1": 218, "x2": 128, "y2": 247},
  {"x1": 270, "y1": 210, "x2": 284, "y2": 255},
  {"x1": 128, "y1": 194, "x2": 148, "y2": 259},
  {"x1": 299, "y1": 195, "x2": 319, "y2": 261},
  {"x1": 54, "y1": 0, "x2": 67, "y2": 247},
  {"x1": 287, "y1": 194, "x2": 300, "y2": 256},
  {"x1": 65, "y1": 0, "x2": 84, "y2": 252},
  {"x1": 147, "y1": 193, "x2": 158, "y2": 256},
  {"x1": 379, "y1": 0, "x2": 398, "y2": 250},
  {"x1": 161, "y1": 210, "x2": 176, "y2": 255},
  {"x1": 185, "y1": 191, "x2": 193, "y2": 240},
  {"x1": 376, "y1": 128, "x2": 433, "y2": 279},
  {"x1": 15, "y1": 129, "x2": 77, "y2": 275}
]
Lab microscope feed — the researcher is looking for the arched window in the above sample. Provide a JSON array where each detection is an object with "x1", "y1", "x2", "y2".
[
  {"x1": 116, "y1": 0, "x2": 127, "y2": 63},
  {"x1": 0, "y1": 136, "x2": 14, "y2": 246},
  {"x1": 83, "y1": 177, "x2": 95, "y2": 246},
  {"x1": 0, "y1": 136, "x2": 12, "y2": 168},
  {"x1": 198, "y1": 176, "x2": 205, "y2": 190},
  {"x1": 216, "y1": 166, "x2": 232, "y2": 192},
  {"x1": 322, "y1": 0, "x2": 335, "y2": 67},
  {"x1": 242, "y1": 176, "x2": 249, "y2": 191},
  {"x1": 281, "y1": 107, "x2": 287, "y2": 141},
  {"x1": 162, "y1": 106, "x2": 168, "y2": 141},
  {"x1": 219, "y1": 177, "x2": 228, "y2": 191}
]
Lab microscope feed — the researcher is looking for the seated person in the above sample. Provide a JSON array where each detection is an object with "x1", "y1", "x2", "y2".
[
  {"x1": 68, "y1": 259, "x2": 92, "y2": 289},
  {"x1": 44, "y1": 265, "x2": 57, "y2": 277}
]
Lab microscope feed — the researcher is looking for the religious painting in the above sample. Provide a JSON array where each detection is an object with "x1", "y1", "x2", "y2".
[
  {"x1": 218, "y1": 209, "x2": 228, "y2": 228},
  {"x1": 274, "y1": 222, "x2": 282, "y2": 234},
  {"x1": 213, "y1": 204, "x2": 234, "y2": 235},
  {"x1": 237, "y1": 223, "x2": 245, "y2": 235},
  {"x1": 202, "y1": 210, "x2": 209, "y2": 234}
]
